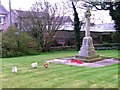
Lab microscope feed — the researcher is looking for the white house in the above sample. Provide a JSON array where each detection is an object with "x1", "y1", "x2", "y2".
[{"x1": 0, "y1": 1, "x2": 9, "y2": 31}]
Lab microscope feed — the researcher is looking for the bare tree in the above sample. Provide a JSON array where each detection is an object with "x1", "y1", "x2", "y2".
[{"x1": 16, "y1": 0, "x2": 67, "y2": 51}]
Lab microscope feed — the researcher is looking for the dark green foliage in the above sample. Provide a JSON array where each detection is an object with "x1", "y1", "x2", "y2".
[
  {"x1": 94, "y1": 43, "x2": 119, "y2": 50},
  {"x1": 72, "y1": 2, "x2": 81, "y2": 51},
  {"x1": 109, "y1": 2, "x2": 120, "y2": 45},
  {"x1": 30, "y1": 27, "x2": 54, "y2": 52},
  {"x1": 2, "y1": 26, "x2": 40, "y2": 58},
  {"x1": 30, "y1": 26, "x2": 44, "y2": 52},
  {"x1": 111, "y1": 32, "x2": 119, "y2": 43}
]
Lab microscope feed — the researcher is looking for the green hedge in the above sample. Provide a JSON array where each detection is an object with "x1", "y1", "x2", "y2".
[
  {"x1": 94, "y1": 43, "x2": 119, "y2": 50},
  {"x1": 2, "y1": 26, "x2": 41, "y2": 58}
]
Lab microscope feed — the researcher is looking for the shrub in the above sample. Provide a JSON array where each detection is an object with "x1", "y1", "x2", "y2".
[
  {"x1": 94, "y1": 43, "x2": 119, "y2": 50},
  {"x1": 111, "y1": 32, "x2": 119, "y2": 43},
  {"x1": 2, "y1": 26, "x2": 40, "y2": 58},
  {"x1": 50, "y1": 46, "x2": 76, "y2": 51},
  {"x1": 102, "y1": 42, "x2": 112, "y2": 47}
]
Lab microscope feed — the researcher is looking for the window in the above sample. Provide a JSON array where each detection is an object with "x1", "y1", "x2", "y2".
[
  {"x1": 0, "y1": 17, "x2": 3, "y2": 24},
  {"x1": 3, "y1": 17, "x2": 6, "y2": 23},
  {"x1": 0, "y1": 30, "x2": 3, "y2": 32},
  {"x1": 0, "y1": 17, "x2": 2, "y2": 24}
]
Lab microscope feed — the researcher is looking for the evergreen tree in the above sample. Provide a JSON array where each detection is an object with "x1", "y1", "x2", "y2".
[
  {"x1": 109, "y1": 1, "x2": 120, "y2": 44},
  {"x1": 72, "y1": 2, "x2": 81, "y2": 51}
]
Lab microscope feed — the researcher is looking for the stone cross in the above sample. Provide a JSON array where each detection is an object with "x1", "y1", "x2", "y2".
[
  {"x1": 78, "y1": 6, "x2": 97, "y2": 57},
  {"x1": 85, "y1": 7, "x2": 91, "y2": 37}
]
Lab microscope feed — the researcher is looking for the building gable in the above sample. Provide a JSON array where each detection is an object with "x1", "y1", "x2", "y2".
[{"x1": 0, "y1": 4, "x2": 8, "y2": 15}]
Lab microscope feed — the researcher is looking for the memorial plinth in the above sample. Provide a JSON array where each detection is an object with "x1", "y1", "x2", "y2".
[{"x1": 75, "y1": 7, "x2": 102, "y2": 62}]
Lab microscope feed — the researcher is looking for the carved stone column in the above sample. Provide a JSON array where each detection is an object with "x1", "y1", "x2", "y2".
[{"x1": 78, "y1": 7, "x2": 97, "y2": 58}]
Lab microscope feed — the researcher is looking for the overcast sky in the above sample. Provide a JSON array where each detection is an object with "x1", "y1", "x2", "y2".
[
  {"x1": 1, "y1": 0, "x2": 34, "y2": 10},
  {"x1": 1, "y1": 0, "x2": 114, "y2": 24},
  {"x1": 1, "y1": 0, "x2": 64, "y2": 10}
]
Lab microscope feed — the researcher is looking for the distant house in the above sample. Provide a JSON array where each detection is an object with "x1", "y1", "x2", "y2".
[
  {"x1": 0, "y1": 2, "x2": 9, "y2": 31},
  {"x1": 11, "y1": 9, "x2": 42, "y2": 30},
  {"x1": 55, "y1": 16, "x2": 74, "y2": 30},
  {"x1": 54, "y1": 22, "x2": 116, "y2": 45},
  {"x1": 81, "y1": 23, "x2": 116, "y2": 32},
  {"x1": 11, "y1": 10, "x2": 74, "y2": 32},
  {"x1": 11, "y1": 10, "x2": 32, "y2": 30}
]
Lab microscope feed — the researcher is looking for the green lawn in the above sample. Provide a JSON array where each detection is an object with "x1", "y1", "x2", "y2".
[{"x1": 1, "y1": 50, "x2": 119, "y2": 88}]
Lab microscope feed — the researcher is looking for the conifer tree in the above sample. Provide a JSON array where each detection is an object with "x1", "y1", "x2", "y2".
[
  {"x1": 109, "y1": 1, "x2": 120, "y2": 44},
  {"x1": 72, "y1": 1, "x2": 81, "y2": 51}
]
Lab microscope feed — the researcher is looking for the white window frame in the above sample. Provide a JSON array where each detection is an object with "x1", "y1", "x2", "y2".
[
  {"x1": 0, "y1": 15, "x2": 5, "y2": 24},
  {"x1": 0, "y1": 17, "x2": 1, "y2": 23},
  {"x1": 0, "y1": 17, "x2": 3, "y2": 24}
]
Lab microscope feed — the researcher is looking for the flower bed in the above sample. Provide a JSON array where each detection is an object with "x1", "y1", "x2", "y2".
[
  {"x1": 70, "y1": 59, "x2": 83, "y2": 64},
  {"x1": 46, "y1": 57, "x2": 119, "y2": 68}
]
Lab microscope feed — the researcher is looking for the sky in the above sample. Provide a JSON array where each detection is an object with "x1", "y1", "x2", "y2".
[
  {"x1": 1, "y1": 0, "x2": 63, "y2": 10},
  {"x1": 1, "y1": 0, "x2": 114, "y2": 24},
  {"x1": 1, "y1": 0, "x2": 35, "y2": 10}
]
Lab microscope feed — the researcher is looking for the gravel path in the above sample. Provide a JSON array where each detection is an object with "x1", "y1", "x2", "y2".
[{"x1": 46, "y1": 58, "x2": 119, "y2": 68}]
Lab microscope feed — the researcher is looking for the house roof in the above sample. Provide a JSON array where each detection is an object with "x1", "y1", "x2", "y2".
[
  {"x1": 13, "y1": 10, "x2": 73, "y2": 24},
  {"x1": 0, "y1": 4, "x2": 8, "y2": 15},
  {"x1": 12, "y1": 10, "x2": 53, "y2": 19},
  {"x1": 12, "y1": 9, "x2": 116, "y2": 33},
  {"x1": 12, "y1": 10, "x2": 35, "y2": 18},
  {"x1": 60, "y1": 22, "x2": 116, "y2": 32},
  {"x1": 54, "y1": 16, "x2": 73, "y2": 23},
  {"x1": 81, "y1": 23, "x2": 116, "y2": 32}
]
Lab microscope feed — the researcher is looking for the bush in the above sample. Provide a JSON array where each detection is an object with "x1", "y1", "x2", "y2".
[
  {"x1": 94, "y1": 43, "x2": 119, "y2": 50},
  {"x1": 111, "y1": 32, "x2": 119, "y2": 43},
  {"x1": 50, "y1": 46, "x2": 76, "y2": 51},
  {"x1": 102, "y1": 42, "x2": 112, "y2": 47},
  {"x1": 2, "y1": 26, "x2": 41, "y2": 58}
]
